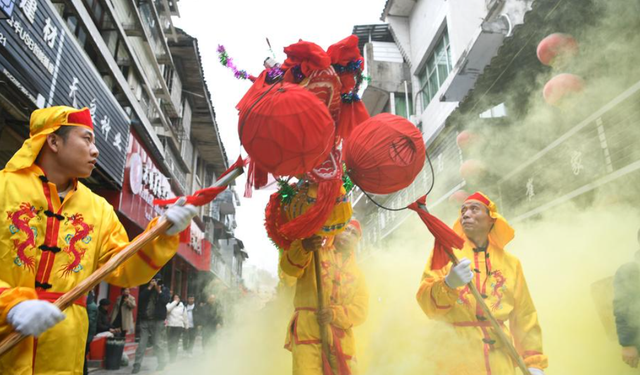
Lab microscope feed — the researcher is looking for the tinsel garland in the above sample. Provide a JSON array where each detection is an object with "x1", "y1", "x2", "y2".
[
  {"x1": 332, "y1": 59, "x2": 363, "y2": 74},
  {"x1": 217, "y1": 45, "x2": 250, "y2": 80}
]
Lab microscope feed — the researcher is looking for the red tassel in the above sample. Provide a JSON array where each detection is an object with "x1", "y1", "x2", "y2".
[
  {"x1": 337, "y1": 101, "x2": 369, "y2": 139},
  {"x1": 154, "y1": 156, "x2": 245, "y2": 207},
  {"x1": 244, "y1": 158, "x2": 269, "y2": 198},
  {"x1": 407, "y1": 195, "x2": 465, "y2": 271},
  {"x1": 279, "y1": 179, "x2": 342, "y2": 241},
  {"x1": 330, "y1": 326, "x2": 352, "y2": 375},
  {"x1": 264, "y1": 193, "x2": 293, "y2": 249}
]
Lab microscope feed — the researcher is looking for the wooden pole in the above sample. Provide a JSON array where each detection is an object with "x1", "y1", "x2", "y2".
[
  {"x1": 417, "y1": 204, "x2": 530, "y2": 375},
  {"x1": 0, "y1": 167, "x2": 244, "y2": 357},
  {"x1": 313, "y1": 248, "x2": 331, "y2": 371}
]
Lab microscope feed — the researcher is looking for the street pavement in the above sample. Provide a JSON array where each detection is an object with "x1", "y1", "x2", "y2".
[{"x1": 90, "y1": 340, "x2": 205, "y2": 375}]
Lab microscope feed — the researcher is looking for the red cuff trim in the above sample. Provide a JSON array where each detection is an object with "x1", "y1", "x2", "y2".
[
  {"x1": 431, "y1": 286, "x2": 452, "y2": 310},
  {"x1": 287, "y1": 253, "x2": 308, "y2": 269},
  {"x1": 137, "y1": 250, "x2": 161, "y2": 270}
]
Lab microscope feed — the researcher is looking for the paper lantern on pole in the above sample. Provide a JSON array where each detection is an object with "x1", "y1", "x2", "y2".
[
  {"x1": 543, "y1": 73, "x2": 585, "y2": 107},
  {"x1": 459, "y1": 159, "x2": 486, "y2": 182},
  {"x1": 238, "y1": 83, "x2": 335, "y2": 176},
  {"x1": 344, "y1": 113, "x2": 425, "y2": 194},
  {"x1": 537, "y1": 33, "x2": 579, "y2": 67}
]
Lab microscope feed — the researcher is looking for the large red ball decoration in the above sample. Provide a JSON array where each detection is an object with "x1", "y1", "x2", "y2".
[
  {"x1": 239, "y1": 83, "x2": 335, "y2": 176},
  {"x1": 537, "y1": 33, "x2": 579, "y2": 67},
  {"x1": 543, "y1": 73, "x2": 585, "y2": 106},
  {"x1": 343, "y1": 113, "x2": 426, "y2": 194},
  {"x1": 459, "y1": 160, "x2": 486, "y2": 182}
]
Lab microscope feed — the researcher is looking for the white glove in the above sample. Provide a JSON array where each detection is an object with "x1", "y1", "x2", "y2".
[
  {"x1": 164, "y1": 197, "x2": 198, "y2": 236},
  {"x1": 444, "y1": 258, "x2": 473, "y2": 289},
  {"x1": 528, "y1": 368, "x2": 544, "y2": 375},
  {"x1": 7, "y1": 300, "x2": 65, "y2": 337}
]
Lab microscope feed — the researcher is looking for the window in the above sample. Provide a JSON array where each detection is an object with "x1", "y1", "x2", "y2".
[
  {"x1": 394, "y1": 93, "x2": 413, "y2": 119},
  {"x1": 417, "y1": 28, "x2": 452, "y2": 109}
]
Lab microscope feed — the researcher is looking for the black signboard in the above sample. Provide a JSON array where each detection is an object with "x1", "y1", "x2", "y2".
[{"x1": 0, "y1": 0, "x2": 129, "y2": 187}]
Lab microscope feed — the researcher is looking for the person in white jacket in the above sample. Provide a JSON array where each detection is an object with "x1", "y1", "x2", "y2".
[{"x1": 165, "y1": 294, "x2": 188, "y2": 362}]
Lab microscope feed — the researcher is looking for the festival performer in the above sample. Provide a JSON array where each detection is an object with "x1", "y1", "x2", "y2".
[
  {"x1": 281, "y1": 220, "x2": 368, "y2": 375},
  {"x1": 0, "y1": 106, "x2": 197, "y2": 374},
  {"x1": 416, "y1": 192, "x2": 547, "y2": 375}
]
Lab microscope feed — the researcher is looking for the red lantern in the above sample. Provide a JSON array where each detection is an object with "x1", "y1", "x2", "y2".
[
  {"x1": 448, "y1": 190, "x2": 469, "y2": 204},
  {"x1": 239, "y1": 83, "x2": 335, "y2": 176},
  {"x1": 459, "y1": 160, "x2": 486, "y2": 182},
  {"x1": 537, "y1": 33, "x2": 579, "y2": 67},
  {"x1": 456, "y1": 131, "x2": 476, "y2": 150},
  {"x1": 543, "y1": 73, "x2": 585, "y2": 106},
  {"x1": 344, "y1": 113, "x2": 425, "y2": 194}
]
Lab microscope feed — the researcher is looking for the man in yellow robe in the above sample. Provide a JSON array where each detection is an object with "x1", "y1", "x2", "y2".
[
  {"x1": 416, "y1": 192, "x2": 547, "y2": 375},
  {"x1": 0, "y1": 106, "x2": 197, "y2": 374},
  {"x1": 280, "y1": 220, "x2": 368, "y2": 375}
]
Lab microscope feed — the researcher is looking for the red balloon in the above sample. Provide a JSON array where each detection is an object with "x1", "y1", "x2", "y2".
[
  {"x1": 543, "y1": 73, "x2": 585, "y2": 106},
  {"x1": 537, "y1": 33, "x2": 579, "y2": 67},
  {"x1": 239, "y1": 83, "x2": 335, "y2": 176},
  {"x1": 459, "y1": 160, "x2": 486, "y2": 181},
  {"x1": 344, "y1": 113, "x2": 426, "y2": 194}
]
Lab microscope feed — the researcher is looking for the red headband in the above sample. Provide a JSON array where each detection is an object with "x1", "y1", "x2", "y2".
[
  {"x1": 465, "y1": 192, "x2": 490, "y2": 207},
  {"x1": 66, "y1": 108, "x2": 94, "y2": 130},
  {"x1": 348, "y1": 219, "x2": 362, "y2": 237}
]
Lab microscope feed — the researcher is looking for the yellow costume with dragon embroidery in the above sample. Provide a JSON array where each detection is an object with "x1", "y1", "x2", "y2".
[
  {"x1": 0, "y1": 106, "x2": 179, "y2": 375},
  {"x1": 280, "y1": 238, "x2": 368, "y2": 375},
  {"x1": 416, "y1": 193, "x2": 547, "y2": 375}
]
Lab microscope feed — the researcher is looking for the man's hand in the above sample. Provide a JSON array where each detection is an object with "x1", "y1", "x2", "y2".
[
  {"x1": 302, "y1": 236, "x2": 323, "y2": 252},
  {"x1": 316, "y1": 308, "x2": 333, "y2": 326},
  {"x1": 7, "y1": 300, "x2": 65, "y2": 337},
  {"x1": 164, "y1": 197, "x2": 198, "y2": 236},
  {"x1": 622, "y1": 346, "x2": 639, "y2": 368},
  {"x1": 444, "y1": 258, "x2": 474, "y2": 289},
  {"x1": 527, "y1": 368, "x2": 545, "y2": 375}
]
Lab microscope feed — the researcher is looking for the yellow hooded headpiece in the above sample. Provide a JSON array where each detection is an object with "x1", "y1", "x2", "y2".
[
  {"x1": 5, "y1": 106, "x2": 93, "y2": 172},
  {"x1": 453, "y1": 191, "x2": 515, "y2": 249}
]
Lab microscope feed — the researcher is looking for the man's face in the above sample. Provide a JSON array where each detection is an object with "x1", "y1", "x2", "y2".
[
  {"x1": 50, "y1": 127, "x2": 99, "y2": 178},
  {"x1": 335, "y1": 225, "x2": 360, "y2": 255},
  {"x1": 188, "y1": 297, "x2": 195, "y2": 305},
  {"x1": 460, "y1": 201, "x2": 495, "y2": 239},
  {"x1": 122, "y1": 288, "x2": 130, "y2": 296}
]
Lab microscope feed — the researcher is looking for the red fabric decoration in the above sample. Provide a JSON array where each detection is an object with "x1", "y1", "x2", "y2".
[
  {"x1": 543, "y1": 73, "x2": 585, "y2": 106},
  {"x1": 238, "y1": 83, "x2": 335, "y2": 176},
  {"x1": 244, "y1": 157, "x2": 269, "y2": 198},
  {"x1": 337, "y1": 100, "x2": 369, "y2": 139},
  {"x1": 278, "y1": 178, "x2": 343, "y2": 241},
  {"x1": 348, "y1": 219, "x2": 362, "y2": 238},
  {"x1": 236, "y1": 70, "x2": 268, "y2": 112},
  {"x1": 407, "y1": 196, "x2": 465, "y2": 271},
  {"x1": 281, "y1": 40, "x2": 331, "y2": 76},
  {"x1": 327, "y1": 35, "x2": 362, "y2": 66},
  {"x1": 459, "y1": 159, "x2": 486, "y2": 182},
  {"x1": 304, "y1": 68, "x2": 343, "y2": 124},
  {"x1": 264, "y1": 192, "x2": 292, "y2": 249},
  {"x1": 67, "y1": 108, "x2": 93, "y2": 130},
  {"x1": 154, "y1": 156, "x2": 245, "y2": 206},
  {"x1": 537, "y1": 33, "x2": 579, "y2": 67},
  {"x1": 343, "y1": 113, "x2": 425, "y2": 194}
]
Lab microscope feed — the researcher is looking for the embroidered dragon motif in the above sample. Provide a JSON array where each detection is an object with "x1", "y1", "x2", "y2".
[
  {"x1": 60, "y1": 213, "x2": 93, "y2": 276},
  {"x1": 7, "y1": 203, "x2": 40, "y2": 272},
  {"x1": 490, "y1": 270, "x2": 507, "y2": 311},
  {"x1": 458, "y1": 285, "x2": 472, "y2": 307}
]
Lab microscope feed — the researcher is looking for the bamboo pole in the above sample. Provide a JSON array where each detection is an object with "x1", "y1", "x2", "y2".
[
  {"x1": 313, "y1": 248, "x2": 331, "y2": 371},
  {"x1": 0, "y1": 167, "x2": 244, "y2": 357}
]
